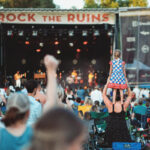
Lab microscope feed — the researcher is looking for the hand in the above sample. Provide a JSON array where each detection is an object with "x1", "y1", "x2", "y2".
[{"x1": 44, "y1": 55, "x2": 59, "y2": 71}]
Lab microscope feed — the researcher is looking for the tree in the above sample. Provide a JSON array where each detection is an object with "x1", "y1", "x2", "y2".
[
  {"x1": 2, "y1": 0, "x2": 55, "y2": 8},
  {"x1": 84, "y1": 0, "x2": 148, "y2": 8}
]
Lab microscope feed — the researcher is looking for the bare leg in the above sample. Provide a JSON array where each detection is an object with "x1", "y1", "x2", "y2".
[
  {"x1": 113, "y1": 89, "x2": 117, "y2": 104},
  {"x1": 120, "y1": 89, "x2": 124, "y2": 104}
]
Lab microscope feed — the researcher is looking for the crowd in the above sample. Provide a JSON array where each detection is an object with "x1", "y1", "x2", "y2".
[{"x1": 0, "y1": 54, "x2": 150, "y2": 150}]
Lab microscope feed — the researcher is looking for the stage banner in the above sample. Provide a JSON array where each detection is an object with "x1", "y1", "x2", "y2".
[
  {"x1": 0, "y1": 11, "x2": 115, "y2": 24},
  {"x1": 120, "y1": 10, "x2": 150, "y2": 83}
]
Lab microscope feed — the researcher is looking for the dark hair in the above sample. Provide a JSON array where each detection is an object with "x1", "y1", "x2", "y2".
[
  {"x1": 116, "y1": 89, "x2": 121, "y2": 101},
  {"x1": 2, "y1": 107, "x2": 27, "y2": 127},
  {"x1": 29, "y1": 107, "x2": 86, "y2": 150},
  {"x1": 139, "y1": 100, "x2": 143, "y2": 105},
  {"x1": 15, "y1": 87, "x2": 21, "y2": 92},
  {"x1": 26, "y1": 79, "x2": 38, "y2": 93},
  {"x1": 91, "y1": 105, "x2": 97, "y2": 112},
  {"x1": 114, "y1": 50, "x2": 121, "y2": 59},
  {"x1": 94, "y1": 101, "x2": 100, "y2": 106},
  {"x1": 76, "y1": 97, "x2": 81, "y2": 103}
]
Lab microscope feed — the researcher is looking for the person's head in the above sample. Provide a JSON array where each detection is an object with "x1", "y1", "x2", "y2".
[
  {"x1": 26, "y1": 79, "x2": 38, "y2": 95},
  {"x1": 84, "y1": 97, "x2": 93, "y2": 105},
  {"x1": 94, "y1": 101, "x2": 100, "y2": 106},
  {"x1": 139, "y1": 100, "x2": 143, "y2": 105},
  {"x1": 17, "y1": 71, "x2": 20, "y2": 74},
  {"x1": 84, "y1": 112, "x2": 91, "y2": 121},
  {"x1": 114, "y1": 50, "x2": 121, "y2": 59},
  {"x1": 146, "y1": 102, "x2": 150, "y2": 108},
  {"x1": 57, "y1": 85, "x2": 64, "y2": 101},
  {"x1": 15, "y1": 87, "x2": 21, "y2": 92},
  {"x1": 29, "y1": 107, "x2": 87, "y2": 150},
  {"x1": 91, "y1": 105, "x2": 98, "y2": 112},
  {"x1": 76, "y1": 97, "x2": 81, "y2": 104},
  {"x1": 2, "y1": 93, "x2": 30, "y2": 127},
  {"x1": 116, "y1": 89, "x2": 121, "y2": 102}
]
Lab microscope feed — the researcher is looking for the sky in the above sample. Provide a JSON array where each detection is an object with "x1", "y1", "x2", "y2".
[
  {"x1": 53, "y1": 0, "x2": 85, "y2": 9},
  {"x1": 54, "y1": 0, "x2": 150, "y2": 9}
]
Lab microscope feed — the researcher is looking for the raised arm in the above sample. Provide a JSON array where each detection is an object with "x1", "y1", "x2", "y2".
[
  {"x1": 102, "y1": 78, "x2": 112, "y2": 109},
  {"x1": 109, "y1": 63, "x2": 112, "y2": 77},
  {"x1": 43, "y1": 55, "x2": 59, "y2": 113},
  {"x1": 123, "y1": 63, "x2": 127, "y2": 78},
  {"x1": 124, "y1": 85, "x2": 132, "y2": 111}
]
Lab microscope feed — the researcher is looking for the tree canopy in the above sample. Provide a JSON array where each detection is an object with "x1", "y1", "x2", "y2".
[
  {"x1": 0, "y1": 0, "x2": 55, "y2": 8},
  {"x1": 84, "y1": 0, "x2": 148, "y2": 8}
]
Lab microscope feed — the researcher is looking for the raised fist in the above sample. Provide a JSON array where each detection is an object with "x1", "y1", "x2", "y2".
[{"x1": 44, "y1": 55, "x2": 59, "y2": 71}]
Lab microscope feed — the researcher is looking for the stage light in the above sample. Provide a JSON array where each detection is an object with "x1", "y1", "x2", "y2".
[
  {"x1": 76, "y1": 49, "x2": 81, "y2": 53},
  {"x1": 68, "y1": 30, "x2": 74, "y2": 36},
  {"x1": 82, "y1": 30, "x2": 88, "y2": 36},
  {"x1": 36, "y1": 49, "x2": 41, "y2": 53},
  {"x1": 91, "y1": 59, "x2": 96, "y2": 65},
  {"x1": 32, "y1": 30, "x2": 38, "y2": 36},
  {"x1": 39, "y1": 42, "x2": 44, "y2": 47},
  {"x1": 7, "y1": 30, "x2": 13, "y2": 36},
  {"x1": 73, "y1": 59, "x2": 78, "y2": 65},
  {"x1": 57, "y1": 50, "x2": 61, "y2": 54},
  {"x1": 54, "y1": 41, "x2": 59, "y2": 45},
  {"x1": 21, "y1": 59, "x2": 26, "y2": 65},
  {"x1": 25, "y1": 41, "x2": 30, "y2": 45},
  {"x1": 69, "y1": 42, "x2": 74, "y2": 47},
  {"x1": 93, "y1": 30, "x2": 100, "y2": 36},
  {"x1": 18, "y1": 30, "x2": 24, "y2": 36},
  {"x1": 108, "y1": 31, "x2": 113, "y2": 36},
  {"x1": 83, "y1": 41, "x2": 88, "y2": 45}
]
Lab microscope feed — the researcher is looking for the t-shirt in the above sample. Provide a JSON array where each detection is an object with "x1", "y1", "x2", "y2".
[
  {"x1": 27, "y1": 96, "x2": 42, "y2": 125},
  {"x1": 77, "y1": 89, "x2": 85, "y2": 100},
  {"x1": 0, "y1": 126, "x2": 33, "y2": 150},
  {"x1": 78, "y1": 105, "x2": 92, "y2": 114},
  {"x1": 134, "y1": 105, "x2": 147, "y2": 116},
  {"x1": 91, "y1": 89, "x2": 103, "y2": 104}
]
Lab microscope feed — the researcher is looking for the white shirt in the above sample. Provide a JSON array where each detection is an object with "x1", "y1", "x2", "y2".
[
  {"x1": 91, "y1": 89, "x2": 103, "y2": 104},
  {"x1": 133, "y1": 87, "x2": 140, "y2": 99}
]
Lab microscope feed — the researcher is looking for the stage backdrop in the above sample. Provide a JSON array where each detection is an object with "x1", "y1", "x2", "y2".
[
  {"x1": 120, "y1": 9, "x2": 150, "y2": 84},
  {"x1": 0, "y1": 11, "x2": 115, "y2": 24}
]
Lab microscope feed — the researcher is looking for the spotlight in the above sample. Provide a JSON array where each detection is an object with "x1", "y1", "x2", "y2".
[
  {"x1": 18, "y1": 30, "x2": 24, "y2": 36},
  {"x1": 54, "y1": 41, "x2": 59, "y2": 45},
  {"x1": 83, "y1": 41, "x2": 88, "y2": 45},
  {"x1": 21, "y1": 59, "x2": 26, "y2": 65},
  {"x1": 73, "y1": 59, "x2": 78, "y2": 65},
  {"x1": 93, "y1": 30, "x2": 100, "y2": 36},
  {"x1": 68, "y1": 30, "x2": 74, "y2": 36},
  {"x1": 36, "y1": 49, "x2": 41, "y2": 53},
  {"x1": 82, "y1": 30, "x2": 88, "y2": 36},
  {"x1": 108, "y1": 31, "x2": 113, "y2": 36},
  {"x1": 39, "y1": 42, "x2": 44, "y2": 47},
  {"x1": 7, "y1": 30, "x2": 13, "y2": 36},
  {"x1": 91, "y1": 59, "x2": 96, "y2": 65},
  {"x1": 76, "y1": 49, "x2": 81, "y2": 53},
  {"x1": 25, "y1": 41, "x2": 30, "y2": 45},
  {"x1": 57, "y1": 50, "x2": 61, "y2": 54},
  {"x1": 69, "y1": 42, "x2": 74, "y2": 47},
  {"x1": 32, "y1": 30, "x2": 38, "y2": 36}
]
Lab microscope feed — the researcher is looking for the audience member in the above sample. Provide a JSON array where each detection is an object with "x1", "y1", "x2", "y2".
[
  {"x1": 0, "y1": 93, "x2": 33, "y2": 150},
  {"x1": 26, "y1": 80, "x2": 42, "y2": 125}
]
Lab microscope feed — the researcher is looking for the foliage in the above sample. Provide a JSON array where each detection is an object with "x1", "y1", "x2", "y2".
[
  {"x1": 1, "y1": 0, "x2": 55, "y2": 8},
  {"x1": 84, "y1": 0, "x2": 148, "y2": 8}
]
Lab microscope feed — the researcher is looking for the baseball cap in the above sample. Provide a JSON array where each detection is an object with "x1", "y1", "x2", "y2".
[{"x1": 7, "y1": 93, "x2": 30, "y2": 113}]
